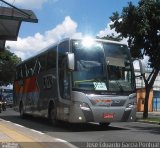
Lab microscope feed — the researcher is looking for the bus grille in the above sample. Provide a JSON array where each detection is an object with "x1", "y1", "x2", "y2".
[
  {"x1": 90, "y1": 99, "x2": 126, "y2": 107},
  {"x1": 111, "y1": 100, "x2": 126, "y2": 106}
]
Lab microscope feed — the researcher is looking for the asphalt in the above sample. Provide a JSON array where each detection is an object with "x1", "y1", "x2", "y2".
[{"x1": 0, "y1": 111, "x2": 159, "y2": 147}]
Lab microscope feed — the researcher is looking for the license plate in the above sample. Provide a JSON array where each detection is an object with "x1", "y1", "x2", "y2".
[{"x1": 103, "y1": 113, "x2": 114, "y2": 119}]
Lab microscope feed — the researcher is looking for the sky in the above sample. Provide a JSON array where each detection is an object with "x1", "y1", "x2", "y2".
[{"x1": 4, "y1": 0, "x2": 139, "y2": 60}]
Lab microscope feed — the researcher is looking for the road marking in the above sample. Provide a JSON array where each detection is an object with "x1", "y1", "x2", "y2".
[
  {"x1": 14, "y1": 123, "x2": 25, "y2": 128},
  {"x1": 55, "y1": 138, "x2": 67, "y2": 142},
  {"x1": 0, "y1": 123, "x2": 45, "y2": 148},
  {"x1": 3, "y1": 120, "x2": 44, "y2": 134},
  {"x1": 30, "y1": 129, "x2": 44, "y2": 135},
  {"x1": 0, "y1": 119, "x2": 77, "y2": 148},
  {"x1": 55, "y1": 138, "x2": 78, "y2": 148}
]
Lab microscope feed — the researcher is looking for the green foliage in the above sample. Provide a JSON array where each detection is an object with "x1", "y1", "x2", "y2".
[
  {"x1": 100, "y1": 33, "x2": 123, "y2": 42},
  {"x1": 110, "y1": 0, "x2": 160, "y2": 69},
  {"x1": 110, "y1": 0, "x2": 160, "y2": 118},
  {"x1": 0, "y1": 49, "x2": 21, "y2": 85}
]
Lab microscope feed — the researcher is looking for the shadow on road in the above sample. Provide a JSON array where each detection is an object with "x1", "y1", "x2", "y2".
[
  {"x1": 130, "y1": 125, "x2": 160, "y2": 135},
  {"x1": 0, "y1": 109, "x2": 127, "y2": 133}
]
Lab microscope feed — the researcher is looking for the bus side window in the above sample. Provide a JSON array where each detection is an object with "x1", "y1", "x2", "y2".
[
  {"x1": 15, "y1": 71, "x2": 18, "y2": 80},
  {"x1": 33, "y1": 59, "x2": 41, "y2": 75},
  {"x1": 18, "y1": 67, "x2": 23, "y2": 79},
  {"x1": 59, "y1": 58, "x2": 70, "y2": 99},
  {"x1": 26, "y1": 59, "x2": 35, "y2": 77},
  {"x1": 46, "y1": 47, "x2": 56, "y2": 70},
  {"x1": 28, "y1": 68, "x2": 33, "y2": 77},
  {"x1": 39, "y1": 54, "x2": 47, "y2": 73},
  {"x1": 22, "y1": 64, "x2": 27, "y2": 78},
  {"x1": 59, "y1": 40, "x2": 69, "y2": 53},
  {"x1": 15, "y1": 67, "x2": 19, "y2": 80},
  {"x1": 58, "y1": 40, "x2": 70, "y2": 100}
]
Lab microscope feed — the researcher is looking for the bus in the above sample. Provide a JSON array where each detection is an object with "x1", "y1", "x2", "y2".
[{"x1": 13, "y1": 37, "x2": 136, "y2": 126}]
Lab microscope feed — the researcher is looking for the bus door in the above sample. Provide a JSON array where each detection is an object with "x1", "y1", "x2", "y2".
[{"x1": 59, "y1": 57, "x2": 71, "y2": 100}]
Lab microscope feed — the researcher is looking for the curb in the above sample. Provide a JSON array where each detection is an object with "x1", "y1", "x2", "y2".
[
  {"x1": 136, "y1": 119, "x2": 160, "y2": 125},
  {"x1": 0, "y1": 118, "x2": 77, "y2": 148}
]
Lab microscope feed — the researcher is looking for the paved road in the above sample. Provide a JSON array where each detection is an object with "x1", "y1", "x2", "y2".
[{"x1": 0, "y1": 108, "x2": 160, "y2": 148}]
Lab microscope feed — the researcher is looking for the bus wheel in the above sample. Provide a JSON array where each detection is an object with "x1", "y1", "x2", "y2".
[
  {"x1": 19, "y1": 103, "x2": 25, "y2": 118},
  {"x1": 50, "y1": 105, "x2": 58, "y2": 126},
  {"x1": 99, "y1": 122, "x2": 110, "y2": 127}
]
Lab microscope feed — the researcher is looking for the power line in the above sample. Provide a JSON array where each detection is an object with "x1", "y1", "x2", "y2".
[{"x1": 12, "y1": 0, "x2": 15, "y2": 5}]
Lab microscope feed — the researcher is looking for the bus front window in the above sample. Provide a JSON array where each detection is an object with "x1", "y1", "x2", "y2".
[
  {"x1": 72, "y1": 40, "x2": 135, "y2": 92},
  {"x1": 72, "y1": 40, "x2": 107, "y2": 91},
  {"x1": 104, "y1": 43, "x2": 135, "y2": 91}
]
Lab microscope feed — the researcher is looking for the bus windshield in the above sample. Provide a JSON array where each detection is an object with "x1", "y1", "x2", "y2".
[{"x1": 72, "y1": 40, "x2": 135, "y2": 92}]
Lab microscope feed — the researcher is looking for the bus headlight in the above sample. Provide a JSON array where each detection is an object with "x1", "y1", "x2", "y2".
[{"x1": 80, "y1": 102, "x2": 91, "y2": 111}]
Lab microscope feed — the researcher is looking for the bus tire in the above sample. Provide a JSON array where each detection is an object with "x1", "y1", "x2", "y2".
[
  {"x1": 49, "y1": 104, "x2": 58, "y2": 126},
  {"x1": 19, "y1": 102, "x2": 25, "y2": 118},
  {"x1": 99, "y1": 122, "x2": 110, "y2": 127}
]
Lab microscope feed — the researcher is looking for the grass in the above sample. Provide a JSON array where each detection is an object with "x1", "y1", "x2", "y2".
[
  {"x1": 137, "y1": 117, "x2": 160, "y2": 124},
  {"x1": 142, "y1": 118, "x2": 160, "y2": 122}
]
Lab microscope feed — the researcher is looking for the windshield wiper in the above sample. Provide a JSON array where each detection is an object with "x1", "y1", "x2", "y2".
[
  {"x1": 93, "y1": 76, "x2": 106, "y2": 82},
  {"x1": 115, "y1": 81, "x2": 124, "y2": 92}
]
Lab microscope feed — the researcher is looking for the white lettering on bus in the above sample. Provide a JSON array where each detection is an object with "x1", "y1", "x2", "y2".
[{"x1": 43, "y1": 74, "x2": 56, "y2": 89}]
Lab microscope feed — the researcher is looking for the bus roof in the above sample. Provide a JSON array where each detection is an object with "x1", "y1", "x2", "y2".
[
  {"x1": 17, "y1": 37, "x2": 127, "y2": 66},
  {"x1": 70, "y1": 37, "x2": 127, "y2": 45}
]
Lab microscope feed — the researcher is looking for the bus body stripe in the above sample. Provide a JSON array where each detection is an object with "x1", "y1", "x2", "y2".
[{"x1": 14, "y1": 76, "x2": 39, "y2": 94}]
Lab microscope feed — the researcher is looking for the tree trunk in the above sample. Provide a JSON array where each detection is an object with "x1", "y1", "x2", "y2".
[
  {"x1": 142, "y1": 69, "x2": 159, "y2": 119},
  {"x1": 143, "y1": 86, "x2": 151, "y2": 119}
]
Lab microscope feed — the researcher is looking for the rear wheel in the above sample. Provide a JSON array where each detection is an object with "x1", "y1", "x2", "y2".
[
  {"x1": 49, "y1": 104, "x2": 58, "y2": 126},
  {"x1": 19, "y1": 102, "x2": 25, "y2": 118}
]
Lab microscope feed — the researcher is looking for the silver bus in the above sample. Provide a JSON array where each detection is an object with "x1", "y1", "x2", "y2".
[{"x1": 14, "y1": 38, "x2": 136, "y2": 126}]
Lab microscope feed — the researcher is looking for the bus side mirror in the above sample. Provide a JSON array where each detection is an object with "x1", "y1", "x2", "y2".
[{"x1": 66, "y1": 52, "x2": 75, "y2": 71}]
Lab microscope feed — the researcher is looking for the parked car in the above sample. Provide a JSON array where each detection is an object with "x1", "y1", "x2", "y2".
[
  {"x1": 0, "y1": 94, "x2": 6, "y2": 112},
  {"x1": 4, "y1": 93, "x2": 13, "y2": 108},
  {"x1": 1, "y1": 100, "x2": 6, "y2": 111}
]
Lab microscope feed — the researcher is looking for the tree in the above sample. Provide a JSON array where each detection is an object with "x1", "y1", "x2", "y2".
[
  {"x1": 97, "y1": 33, "x2": 123, "y2": 42},
  {"x1": 109, "y1": 0, "x2": 160, "y2": 118},
  {"x1": 0, "y1": 48, "x2": 21, "y2": 85}
]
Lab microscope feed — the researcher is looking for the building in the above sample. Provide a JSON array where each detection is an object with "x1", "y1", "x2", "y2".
[{"x1": 135, "y1": 68, "x2": 160, "y2": 112}]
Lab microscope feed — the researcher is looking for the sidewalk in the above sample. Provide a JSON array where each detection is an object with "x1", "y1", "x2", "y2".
[
  {"x1": 0, "y1": 118, "x2": 76, "y2": 148},
  {"x1": 136, "y1": 111, "x2": 160, "y2": 118},
  {"x1": 136, "y1": 112, "x2": 160, "y2": 125}
]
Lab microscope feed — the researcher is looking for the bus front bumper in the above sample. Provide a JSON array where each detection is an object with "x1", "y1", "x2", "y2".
[{"x1": 68, "y1": 102, "x2": 136, "y2": 123}]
